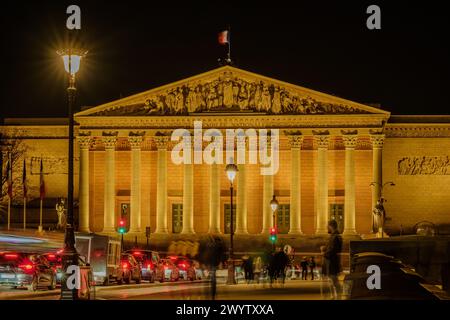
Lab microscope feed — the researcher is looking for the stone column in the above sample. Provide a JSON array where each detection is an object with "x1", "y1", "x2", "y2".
[
  {"x1": 288, "y1": 135, "x2": 303, "y2": 234},
  {"x1": 235, "y1": 139, "x2": 248, "y2": 234},
  {"x1": 129, "y1": 135, "x2": 143, "y2": 233},
  {"x1": 370, "y1": 134, "x2": 385, "y2": 229},
  {"x1": 261, "y1": 136, "x2": 274, "y2": 234},
  {"x1": 103, "y1": 136, "x2": 117, "y2": 233},
  {"x1": 209, "y1": 162, "x2": 221, "y2": 233},
  {"x1": 182, "y1": 139, "x2": 195, "y2": 234},
  {"x1": 315, "y1": 135, "x2": 330, "y2": 235},
  {"x1": 343, "y1": 135, "x2": 358, "y2": 235},
  {"x1": 154, "y1": 135, "x2": 169, "y2": 234},
  {"x1": 78, "y1": 136, "x2": 91, "y2": 232}
]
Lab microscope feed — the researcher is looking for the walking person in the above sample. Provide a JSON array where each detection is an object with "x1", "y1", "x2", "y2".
[
  {"x1": 308, "y1": 256, "x2": 316, "y2": 280},
  {"x1": 243, "y1": 255, "x2": 254, "y2": 284},
  {"x1": 253, "y1": 256, "x2": 262, "y2": 284},
  {"x1": 321, "y1": 220, "x2": 343, "y2": 299},
  {"x1": 300, "y1": 256, "x2": 308, "y2": 280}
]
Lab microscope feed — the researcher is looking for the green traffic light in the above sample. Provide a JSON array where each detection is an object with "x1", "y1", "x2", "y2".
[
  {"x1": 269, "y1": 235, "x2": 277, "y2": 243},
  {"x1": 118, "y1": 227, "x2": 126, "y2": 234}
]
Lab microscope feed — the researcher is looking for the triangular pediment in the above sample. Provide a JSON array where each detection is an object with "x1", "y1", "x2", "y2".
[{"x1": 75, "y1": 66, "x2": 389, "y2": 117}]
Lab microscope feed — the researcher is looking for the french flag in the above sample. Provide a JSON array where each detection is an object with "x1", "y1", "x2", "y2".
[{"x1": 218, "y1": 30, "x2": 229, "y2": 45}]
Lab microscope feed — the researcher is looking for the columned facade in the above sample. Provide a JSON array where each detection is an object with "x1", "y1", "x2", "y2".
[{"x1": 70, "y1": 65, "x2": 391, "y2": 240}]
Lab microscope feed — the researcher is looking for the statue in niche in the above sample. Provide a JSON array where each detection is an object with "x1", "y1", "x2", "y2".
[
  {"x1": 56, "y1": 198, "x2": 67, "y2": 230},
  {"x1": 372, "y1": 198, "x2": 386, "y2": 237},
  {"x1": 254, "y1": 82, "x2": 263, "y2": 111},
  {"x1": 272, "y1": 86, "x2": 282, "y2": 114}
]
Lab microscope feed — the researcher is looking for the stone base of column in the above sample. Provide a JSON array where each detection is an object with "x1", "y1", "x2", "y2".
[
  {"x1": 314, "y1": 228, "x2": 328, "y2": 235},
  {"x1": 79, "y1": 227, "x2": 90, "y2": 233},
  {"x1": 181, "y1": 229, "x2": 196, "y2": 235},
  {"x1": 129, "y1": 228, "x2": 142, "y2": 233},
  {"x1": 288, "y1": 229, "x2": 303, "y2": 235},
  {"x1": 154, "y1": 229, "x2": 168, "y2": 234},
  {"x1": 208, "y1": 229, "x2": 221, "y2": 234},
  {"x1": 343, "y1": 229, "x2": 358, "y2": 235},
  {"x1": 235, "y1": 229, "x2": 248, "y2": 235},
  {"x1": 102, "y1": 227, "x2": 116, "y2": 233}
]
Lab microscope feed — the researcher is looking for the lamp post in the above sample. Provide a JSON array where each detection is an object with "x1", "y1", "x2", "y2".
[
  {"x1": 270, "y1": 195, "x2": 279, "y2": 252},
  {"x1": 57, "y1": 48, "x2": 87, "y2": 300},
  {"x1": 225, "y1": 162, "x2": 238, "y2": 285}
]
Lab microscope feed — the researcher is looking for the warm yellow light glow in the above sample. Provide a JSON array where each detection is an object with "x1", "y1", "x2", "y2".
[
  {"x1": 57, "y1": 49, "x2": 87, "y2": 75},
  {"x1": 270, "y1": 195, "x2": 279, "y2": 212},
  {"x1": 225, "y1": 163, "x2": 238, "y2": 183}
]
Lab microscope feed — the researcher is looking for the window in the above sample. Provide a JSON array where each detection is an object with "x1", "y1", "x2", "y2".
[
  {"x1": 277, "y1": 204, "x2": 290, "y2": 234},
  {"x1": 329, "y1": 204, "x2": 344, "y2": 234},
  {"x1": 224, "y1": 204, "x2": 236, "y2": 234},
  {"x1": 172, "y1": 204, "x2": 183, "y2": 233}
]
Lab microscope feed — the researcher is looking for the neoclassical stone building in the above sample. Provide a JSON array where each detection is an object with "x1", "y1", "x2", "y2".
[{"x1": 2, "y1": 66, "x2": 450, "y2": 244}]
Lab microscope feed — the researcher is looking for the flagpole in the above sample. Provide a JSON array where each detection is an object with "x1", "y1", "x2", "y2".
[
  {"x1": 23, "y1": 197, "x2": 26, "y2": 230},
  {"x1": 7, "y1": 197, "x2": 11, "y2": 231},
  {"x1": 39, "y1": 199, "x2": 43, "y2": 233}
]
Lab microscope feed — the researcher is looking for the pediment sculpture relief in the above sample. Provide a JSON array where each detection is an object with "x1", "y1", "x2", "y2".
[{"x1": 90, "y1": 72, "x2": 369, "y2": 116}]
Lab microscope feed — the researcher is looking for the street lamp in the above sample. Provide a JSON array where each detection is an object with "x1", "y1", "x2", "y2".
[
  {"x1": 270, "y1": 195, "x2": 279, "y2": 251},
  {"x1": 57, "y1": 48, "x2": 87, "y2": 300},
  {"x1": 225, "y1": 162, "x2": 238, "y2": 285}
]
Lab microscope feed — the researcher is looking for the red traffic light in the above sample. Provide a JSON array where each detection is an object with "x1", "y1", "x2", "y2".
[
  {"x1": 269, "y1": 227, "x2": 277, "y2": 235},
  {"x1": 119, "y1": 219, "x2": 125, "y2": 226}
]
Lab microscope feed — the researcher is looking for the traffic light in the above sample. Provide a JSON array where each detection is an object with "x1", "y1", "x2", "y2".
[
  {"x1": 269, "y1": 226, "x2": 278, "y2": 244},
  {"x1": 118, "y1": 218, "x2": 127, "y2": 234}
]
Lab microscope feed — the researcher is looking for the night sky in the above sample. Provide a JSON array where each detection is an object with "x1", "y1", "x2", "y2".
[{"x1": 1, "y1": 1, "x2": 449, "y2": 118}]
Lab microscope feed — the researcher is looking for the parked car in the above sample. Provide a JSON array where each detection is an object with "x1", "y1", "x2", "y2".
[
  {"x1": 126, "y1": 250, "x2": 160, "y2": 283},
  {"x1": 43, "y1": 252, "x2": 63, "y2": 284},
  {"x1": 0, "y1": 252, "x2": 57, "y2": 291},
  {"x1": 168, "y1": 255, "x2": 197, "y2": 281},
  {"x1": 119, "y1": 253, "x2": 142, "y2": 284},
  {"x1": 156, "y1": 258, "x2": 179, "y2": 282}
]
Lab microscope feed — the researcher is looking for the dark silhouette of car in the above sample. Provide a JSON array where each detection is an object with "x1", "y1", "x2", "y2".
[
  {"x1": 156, "y1": 258, "x2": 179, "y2": 282},
  {"x1": 119, "y1": 253, "x2": 142, "y2": 284},
  {"x1": 125, "y1": 250, "x2": 160, "y2": 283},
  {"x1": 0, "y1": 252, "x2": 57, "y2": 291},
  {"x1": 168, "y1": 255, "x2": 197, "y2": 281}
]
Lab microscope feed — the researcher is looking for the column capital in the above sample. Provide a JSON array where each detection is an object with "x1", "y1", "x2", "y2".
[
  {"x1": 102, "y1": 136, "x2": 117, "y2": 149},
  {"x1": 287, "y1": 135, "x2": 304, "y2": 149},
  {"x1": 128, "y1": 136, "x2": 144, "y2": 149},
  {"x1": 370, "y1": 134, "x2": 385, "y2": 149},
  {"x1": 77, "y1": 136, "x2": 92, "y2": 149},
  {"x1": 154, "y1": 135, "x2": 169, "y2": 149},
  {"x1": 342, "y1": 135, "x2": 358, "y2": 149},
  {"x1": 314, "y1": 134, "x2": 330, "y2": 149}
]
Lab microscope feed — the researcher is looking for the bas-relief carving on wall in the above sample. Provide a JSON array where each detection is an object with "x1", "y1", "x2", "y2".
[
  {"x1": 30, "y1": 156, "x2": 79, "y2": 175},
  {"x1": 91, "y1": 71, "x2": 369, "y2": 116},
  {"x1": 398, "y1": 156, "x2": 450, "y2": 175}
]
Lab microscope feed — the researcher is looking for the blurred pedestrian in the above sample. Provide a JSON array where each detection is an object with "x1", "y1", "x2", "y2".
[
  {"x1": 196, "y1": 235, "x2": 227, "y2": 300},
  {"x1": 322, "y1": 220, "x2": 343, "y2": 299},
  {"x1": 243, "y1": 255, "x2": 254, "y2": 284},
  {"x1": 253, "y1": 256, "x2": 262, "y2": 283},
  {"x1": 300, "y1": 256, "x2": 308, "y2": 280},
  {"x1": 309, "y1": 256, "x2": 316, "y2": 280}
]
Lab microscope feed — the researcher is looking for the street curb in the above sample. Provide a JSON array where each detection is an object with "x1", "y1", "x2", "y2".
[{"x1": 1, "y1": 280, "x2": 210, "y2": 300}]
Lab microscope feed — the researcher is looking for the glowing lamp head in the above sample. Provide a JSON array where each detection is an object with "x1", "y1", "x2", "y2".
[
  {"x1": 57, "y1": 49, "x2": 87, "y2": 76},
  {"x1": 225, "y1": 162, "x2": 238, "y2": 183},
  {"x1": 270, "y1": 195, "x2": 279, "y2": 212}
]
